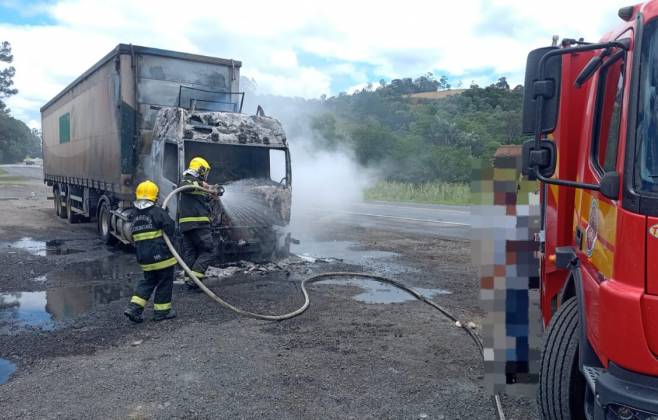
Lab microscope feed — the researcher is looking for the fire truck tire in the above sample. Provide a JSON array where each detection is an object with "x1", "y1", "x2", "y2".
[{"x1": 538, "y1": 297, "x2": 586, "y2": 420}]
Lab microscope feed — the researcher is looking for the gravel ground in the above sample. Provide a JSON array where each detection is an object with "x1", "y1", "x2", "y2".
[{"x1": 0, "y1": 167, "x2": 536, "y2": 419}]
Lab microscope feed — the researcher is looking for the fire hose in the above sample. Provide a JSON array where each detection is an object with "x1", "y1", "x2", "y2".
[{"x1": 161, "y1": 184, "x2": 505, "y2": 419}]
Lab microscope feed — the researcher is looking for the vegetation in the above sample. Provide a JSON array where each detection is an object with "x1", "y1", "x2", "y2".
[
  {"x1": 365, "y1": 181, "x2": 470, "y2": 205},
  {"x1": 0, "y1": 41, "x2": 41, "y2": 163},
  {"x1": 309, "y1": 74, "x2": 523, "y2": 185}
]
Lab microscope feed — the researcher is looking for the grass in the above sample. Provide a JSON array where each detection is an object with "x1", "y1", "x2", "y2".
[
  {"x1": 0, "y1": 167, "x2": 26, "y2": 184},
  {"x1": 364, "y1": 181, "x2": 470, "y2": 205}
]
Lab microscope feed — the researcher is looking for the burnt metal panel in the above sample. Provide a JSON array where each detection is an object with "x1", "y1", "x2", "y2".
[{"x1": 119, "y1": 101, "x2": 136, "y2": 174}]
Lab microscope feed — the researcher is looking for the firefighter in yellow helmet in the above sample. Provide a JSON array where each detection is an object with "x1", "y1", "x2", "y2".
[
  {"x1": 124, "y1": 180, "x2": 177, "y2": 322},
  {"x1": 178, "y1": 157, "x2": 217, "y2": 288}
]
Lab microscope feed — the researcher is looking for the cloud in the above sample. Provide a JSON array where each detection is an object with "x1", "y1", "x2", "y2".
[{"x1": 0, "y1": 0, "x2": 627, "y2": 126}]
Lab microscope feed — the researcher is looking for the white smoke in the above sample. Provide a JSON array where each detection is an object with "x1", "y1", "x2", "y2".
[{"x1": 242, "y1": 92, "x2": 376, "y2": 239}]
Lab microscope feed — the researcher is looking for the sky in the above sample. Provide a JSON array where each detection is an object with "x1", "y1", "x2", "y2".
[{"x1": 0, "y1": 0, "x2": 625, "y2": 128}]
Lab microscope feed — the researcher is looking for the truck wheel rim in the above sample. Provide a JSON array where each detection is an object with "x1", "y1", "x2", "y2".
[{"x1": 101, "y1": 207, "x2": 110, "y2": 236}]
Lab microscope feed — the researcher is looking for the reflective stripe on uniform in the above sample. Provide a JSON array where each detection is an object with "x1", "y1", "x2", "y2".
[
  {"x1": 132, "y1": 229, "x2": 163, "y2": 241},
  {"x1": 130, "y1": 295, "x2": 147, "y2": 307},
  {"x1": 179, "y1": 216, "x2": 210, "y2": 223},
  {"x1": 191, "y1": 270, "x2": 205, "y2": 278},
  {"x1": 154, "y1": 302, "x2": 172, "y2": 311},
  {"x1": 140, "y1": 257, "x2": 177, "y2": 271}
]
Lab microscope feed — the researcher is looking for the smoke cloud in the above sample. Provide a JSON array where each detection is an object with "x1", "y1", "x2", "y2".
[{"x1": 242, "y1": 92, "x2": 376, "y2": 239}]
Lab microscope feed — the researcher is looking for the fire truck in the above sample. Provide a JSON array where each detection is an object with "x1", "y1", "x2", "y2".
[{"x1": 522, "y1": 2, "x2": 658, "y2": 419}]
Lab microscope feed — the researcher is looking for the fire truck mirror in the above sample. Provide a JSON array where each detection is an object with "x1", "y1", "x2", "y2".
[
  {"x1": 521, "y1": 139, "x2": 556, "y2": 180},
  {"x1": 522, "y1": 46, "x2": 562, "y2": 135},
  {"x1": 599, "y1": 171, "x2": 620, "y2": 200}
]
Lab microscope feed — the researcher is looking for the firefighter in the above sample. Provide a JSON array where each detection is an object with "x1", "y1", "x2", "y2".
[
  {"x1": 124, "y1": 180, "x2": 178, "y2": 323},
  {"x1": 179, "y1": 157, "x2": 217, "y2": 288}
]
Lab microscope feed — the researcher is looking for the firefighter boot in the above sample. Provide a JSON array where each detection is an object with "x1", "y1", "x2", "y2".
[
  {"x1": 153, "y1": 308, "x2": 177, "y2": 322},
  {"x1": 124, "y1": 303, "x2": 144, "y2": 323}
]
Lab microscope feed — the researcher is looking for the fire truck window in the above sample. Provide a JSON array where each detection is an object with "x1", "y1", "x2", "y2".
[
  {"x1": 593, "y1": 58, "x2": 624, "y2": 174},
  {"x1": 638, "y1": 19, "x2": 658, "y2": 193}
]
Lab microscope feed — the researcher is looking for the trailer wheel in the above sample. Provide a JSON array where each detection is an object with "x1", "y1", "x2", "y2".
[
  {"x1": 54, "y1": 186, "x2": 67, "y2": 219},
  {"x1": 66, "y1": 192, "x2": 79, "y2": 224},
  {"x1": 538, "y1": 297, "x2": 586, "y2": 420},
  {"x1": 98, "y1": 201, "x2": 115, "y2": 245}
]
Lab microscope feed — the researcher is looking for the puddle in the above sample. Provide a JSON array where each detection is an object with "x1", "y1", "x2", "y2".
[
  {"x1": 0, "y1": 237, "x2": 82, "y2": 256},
  {"x1": 292, "y1": 240, "x2": 415, "y2": 275},
  {"x1": 317, "y1": 278, "x2": 451, "y2": 304},
  {"x1": 0, "y1": 291, "x2": 54, "y2": 329},
  {"x1": 0, "y1": 281, "x2": 137, "y2": 331},
  {"x1": 0, "y1": 358, "x2": 16, "y2": 385},
  {"x1": 0, "y1": 255, "x2": 141, "y2": 331}
]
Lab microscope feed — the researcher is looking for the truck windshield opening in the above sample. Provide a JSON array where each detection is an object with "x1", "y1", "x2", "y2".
[{"x1": 184, "y1": 142, "x2": 288, "y2": 185}]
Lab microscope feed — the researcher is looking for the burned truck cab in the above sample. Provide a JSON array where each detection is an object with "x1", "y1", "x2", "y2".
[{"x1": 150, "y1": 106, "x2": 292, "y2": 263}]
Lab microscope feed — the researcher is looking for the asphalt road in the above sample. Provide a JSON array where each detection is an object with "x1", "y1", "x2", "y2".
[
  {"x1": 0, "y1": 164, "x2": 43, "y2": 180},
  {"x1": 294, "y1": 201, "x2": 470, "y2": 239}
]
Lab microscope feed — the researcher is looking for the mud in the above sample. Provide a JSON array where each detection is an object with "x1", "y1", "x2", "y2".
[{"x1": 0, "y1": 165, "x2": 537, "y2": 419}]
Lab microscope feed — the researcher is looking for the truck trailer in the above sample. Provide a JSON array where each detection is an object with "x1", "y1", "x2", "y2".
[
  {"x1": 521, "y1": 2, "x2": 658, "y2": 419},
  {"x1": 41, "y1": 44, "x2": 292, "y2": 262}
]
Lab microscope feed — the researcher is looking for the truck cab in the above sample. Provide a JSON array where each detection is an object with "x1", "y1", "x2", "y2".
[{"x1": 523, "y1": 3, "x2": 658, "y2": 419}]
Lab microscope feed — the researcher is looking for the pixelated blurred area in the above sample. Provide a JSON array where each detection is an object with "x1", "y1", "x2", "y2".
[{"x1": 471, "y1": 145, "x2": 542, "y2": 397}]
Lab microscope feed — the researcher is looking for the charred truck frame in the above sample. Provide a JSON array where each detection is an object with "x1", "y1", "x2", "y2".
[
  {"x1": 522, "y1": 2, "x2": 658, "y2": 419},
  {"x1": 41, "y1": 44, "x2": 292, "y2": 262}
]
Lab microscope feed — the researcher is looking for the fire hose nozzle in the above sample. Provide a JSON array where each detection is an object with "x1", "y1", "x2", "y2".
[{"x1": 208, "y1": 184, "x2": 224, "y2": 197}]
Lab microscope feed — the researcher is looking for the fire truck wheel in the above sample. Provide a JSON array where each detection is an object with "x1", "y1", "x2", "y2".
[{"x1": 538, "y1": 297, "x2": 586, "y2": 420}]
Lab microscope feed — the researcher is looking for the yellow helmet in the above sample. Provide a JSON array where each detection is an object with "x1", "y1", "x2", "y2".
[
  {"x1": 135, "y1": 180, "x2": 159, "y2": 202},
  {"x1": 188, "y1": 157, "x2": 211, "y2": 176}
]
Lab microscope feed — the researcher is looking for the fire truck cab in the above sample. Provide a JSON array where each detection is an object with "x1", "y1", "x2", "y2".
[{"x1": 522, "y1": 2, "x2": 658, "y2": 419}]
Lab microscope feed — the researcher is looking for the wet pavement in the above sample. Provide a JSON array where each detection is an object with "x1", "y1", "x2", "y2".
[
  {"x1": 0, "y1": 358, "x2": 16, "y2": 385},
  {"x1": 0, "y1": 253, "x2": 141, "y2": 333},
  {"x1": 292, "y1": 239, "x2": 416, "y2": 275},
  {"x1": 316, "y1": 278, "x2": 451, "y2": 304},
  {"x1": 0, "y1": 237, "x2": 83, "y2": 257}
]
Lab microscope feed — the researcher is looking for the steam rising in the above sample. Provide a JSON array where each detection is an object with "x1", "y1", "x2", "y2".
[{"x1": 242, "y1": 93, "x2": 376, "y2": 239}]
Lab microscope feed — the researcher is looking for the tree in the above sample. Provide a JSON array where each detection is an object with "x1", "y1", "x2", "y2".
[
  {"x1": 438, "y1": 75, "x2": 450, "y2": 91},
  {"x1": 495, "y1": 77, "x2": 510, "y2": 90},
  {"x1": 0, "y1": 113, "x2": 41, "y2": 162},
  {"x1": 0, "y1": 41, "x2": 18, "y2": 114}
]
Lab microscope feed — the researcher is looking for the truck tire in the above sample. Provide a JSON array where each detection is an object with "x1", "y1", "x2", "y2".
[
  {"x1": 538, "y1": 297, "x2": 586, "y2": 420},
  {"x1": 97, "y1": 201, "x2": 115, "y2": 245},
  {"x1": 53, "y1": 187, "x2": 61, "y2": 216},
  {"x1": 66, "y1": 192, "x2": 79, "y2": 224},
  {"x1": 54, "y1": 186, "x2": 67, "y2": 219}
]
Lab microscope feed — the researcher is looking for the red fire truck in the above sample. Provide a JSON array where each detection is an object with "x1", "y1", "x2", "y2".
[{"x1": 522, "y1": 2, "x2": 658, "y2": 419}]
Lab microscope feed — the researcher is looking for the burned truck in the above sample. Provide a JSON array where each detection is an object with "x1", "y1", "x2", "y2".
[{"x1": 41, "y1": 44, "x2": 292, "y2": 262}]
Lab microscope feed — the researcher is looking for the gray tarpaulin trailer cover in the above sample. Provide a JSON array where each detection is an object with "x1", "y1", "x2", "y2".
[{"x1": 41, "y1": 44, "x2": 242, "y2": 197}]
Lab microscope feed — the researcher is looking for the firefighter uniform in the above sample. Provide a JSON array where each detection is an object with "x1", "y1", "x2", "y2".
[
  {"x1": 179, "y1": 171, "x2": 215, "y2": 280},
  {"x1": 179, "y1": 157, "x2": 216, "y2": 282},
  {"x1": 124, "y1": 181, "x2": 178, "y2": 323}
]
